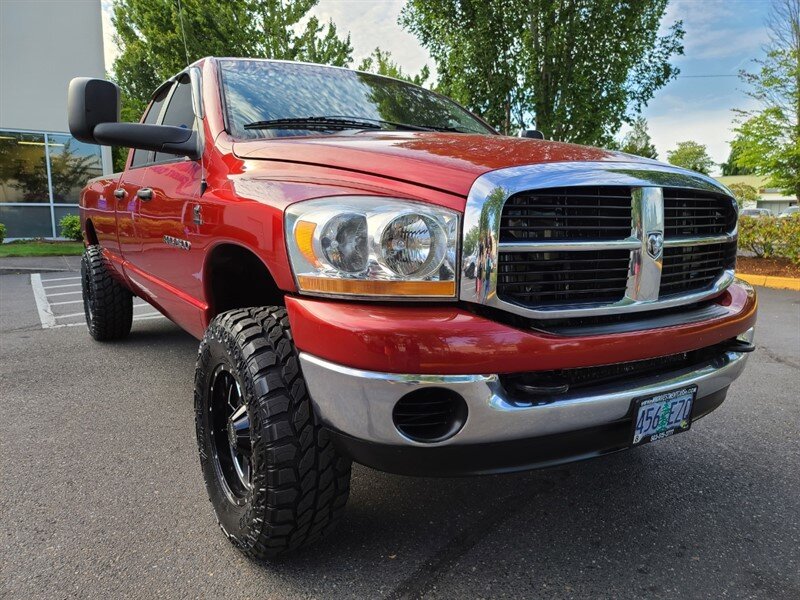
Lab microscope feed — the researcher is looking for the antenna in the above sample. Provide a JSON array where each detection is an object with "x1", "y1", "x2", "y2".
[
  {"x1": 176, "y1": 0, "x2": 207, "y2": 196},
  {"x1": 177, "y1": 0, "x2": 190, "y2": 66}
]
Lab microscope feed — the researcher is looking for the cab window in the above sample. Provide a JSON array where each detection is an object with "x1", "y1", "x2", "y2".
[
  {"x1": 129, "y1": 86, "x2": 171, "y2": 168},
  {"x1": 154, "y1": 76, "x2": 196, "y2": 163}
]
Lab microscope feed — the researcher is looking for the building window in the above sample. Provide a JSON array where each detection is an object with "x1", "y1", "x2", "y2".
[{"x1": 0, "y1": 128, "x2": 104, "y2": 238}]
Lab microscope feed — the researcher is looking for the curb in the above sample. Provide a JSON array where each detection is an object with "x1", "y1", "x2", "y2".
[{"x1": 737, "y1": 273, "x2": 800, "y2": 291}]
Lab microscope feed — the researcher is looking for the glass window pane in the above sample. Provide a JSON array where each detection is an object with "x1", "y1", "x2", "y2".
[
  {"x1": 0, "y1": 131, "x2": 50, "y2": 203},
  {"x1": 219, "y1": 60, "x2": 493, "y2": 139},
  {"x1": 154, "y1": 78, "x2": 195, "y2": 163},
  {"x1": 131, "y1": 85, "x2": 172, "y2": 168},
  {"x1": 48, "y1": 134, "x2": 103, "y2": 204},
  {"x1": 0, "y1": 205, "x2": 53, "y2": 238}
]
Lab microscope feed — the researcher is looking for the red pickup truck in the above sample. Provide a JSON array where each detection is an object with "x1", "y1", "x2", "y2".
[{"x1": 68, "y1": 58, "x2": 756, "y2": 559}]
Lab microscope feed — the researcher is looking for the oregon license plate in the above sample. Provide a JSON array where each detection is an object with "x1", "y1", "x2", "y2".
[{"x1": 631, "y1": 386, "x2": 696, "y2": 446}]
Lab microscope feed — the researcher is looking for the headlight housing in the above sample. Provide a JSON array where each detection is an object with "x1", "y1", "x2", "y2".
[{"x1": 285, "y1": 197, "x2": 459, "y2": 298}]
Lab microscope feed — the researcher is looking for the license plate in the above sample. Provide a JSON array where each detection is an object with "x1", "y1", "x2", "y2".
[{"x1": 631, "y1": 386, "x2": 696, "y2": 446}]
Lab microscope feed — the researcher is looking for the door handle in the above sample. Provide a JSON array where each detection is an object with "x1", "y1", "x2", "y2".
[
  {"x1": 137, "y1": 188, "x2": 153, "y2": 201},
  {"x1": 113, "y1": 188, "x2": 126, "y2": 199}
]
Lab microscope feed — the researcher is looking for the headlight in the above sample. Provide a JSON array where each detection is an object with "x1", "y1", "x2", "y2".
[{"x1": 285, "y1": 197, "x2": 459, "y2": 298}]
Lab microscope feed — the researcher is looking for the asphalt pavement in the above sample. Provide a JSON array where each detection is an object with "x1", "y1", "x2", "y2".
[{"x1": 1, "y1": 272, "x2": 798, "y2": 599}]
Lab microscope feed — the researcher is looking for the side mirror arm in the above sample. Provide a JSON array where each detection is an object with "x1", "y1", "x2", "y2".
[{"x1": 92, "y1": 123, "x2": 201, "y2": 160}]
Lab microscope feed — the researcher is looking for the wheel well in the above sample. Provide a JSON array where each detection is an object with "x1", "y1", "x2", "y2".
[
  {"x1": 205, "y1": 244, "x2": 284, "y2": 318},
  {"x1": 84, "y1": 219, "x2": 98, "y2": 245}
]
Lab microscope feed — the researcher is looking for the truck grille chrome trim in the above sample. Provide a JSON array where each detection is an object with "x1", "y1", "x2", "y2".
[{"x1": 460, "y1": 162, "x2": 738, "y2": 319}]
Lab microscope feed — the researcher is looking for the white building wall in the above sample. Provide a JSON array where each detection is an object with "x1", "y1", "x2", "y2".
[
  {"x1": 1, "y1": 0, "x2": 105, "y2": 132},
  {"x1": 0, "y1": 0, "x2": 111, "y2": 172}
]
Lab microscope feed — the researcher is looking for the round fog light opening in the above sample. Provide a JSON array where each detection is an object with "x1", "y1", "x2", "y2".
[{"x1": 392, "y1": 388, "x2": 467, "y2": 443}]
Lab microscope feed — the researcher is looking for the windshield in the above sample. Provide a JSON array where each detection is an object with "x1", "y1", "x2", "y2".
[{"x1": 218, "y1": 59, "x2": 495, "y2": 139}]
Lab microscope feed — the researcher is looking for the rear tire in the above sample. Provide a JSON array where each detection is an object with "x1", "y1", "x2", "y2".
[
  {"x1": 81, "y1": 245, "x2": 133, "y2": 341},
  {"x1": 194, "y1": 307, "x2": 351, "y2": 559}
]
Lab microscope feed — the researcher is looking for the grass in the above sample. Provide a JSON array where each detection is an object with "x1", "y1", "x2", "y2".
[{"x1": 0, "y1": 240, "x2": 84, "y2": 258}]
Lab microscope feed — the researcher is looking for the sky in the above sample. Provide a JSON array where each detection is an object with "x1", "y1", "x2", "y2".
[{"x1": 101, "y1": 0, "x2": 774, "y2": 174}]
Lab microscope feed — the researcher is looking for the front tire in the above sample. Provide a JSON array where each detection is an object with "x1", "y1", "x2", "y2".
[
  {"x1": 195, "y1": 307, "x2": 351, "y2": 559},
  {"x1": 81, "y1": 245, "x2": 133, "y2": 341}
]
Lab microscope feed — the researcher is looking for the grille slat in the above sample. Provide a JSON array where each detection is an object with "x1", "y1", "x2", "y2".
[
  {"x1": 500, "y1": 186, "x2": 633, "y2": 243},
  {"x1": 662, "y1": 188, "x2": 736, "y2": 237},
  {"x1": 659, "y1": 241, "x2": 736, "y2": 296}
]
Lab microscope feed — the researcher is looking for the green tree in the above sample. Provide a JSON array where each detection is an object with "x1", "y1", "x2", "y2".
[
  {"x1": 666, "y1": 141, "x2": 715, "y2": 174},
  {"x1": 720, "y1": 144, "x2": 754, "y2": 176},
  {"x1": 357, "y1": 47, "x2": 430, "y2": 86},
  {"x1": 400, "y1": 0, "x2": 683, "y2": 143},
  {"x1": 727, "y1": 182, "x2": 760, "y2": 209},
  {"x1": 732, "y1": 0, "x2": 799, "y2": 199},
  {"x1": 111, "y1": 0, "x2": 353, "y2": 126},
  {"x1": 618, "y1": 117, "x2": 658, "y2": 159}
]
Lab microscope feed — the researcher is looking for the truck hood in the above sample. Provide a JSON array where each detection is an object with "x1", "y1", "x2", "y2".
[{"x1": 232, "y1": 131, "x2": 659, "y2": 197}]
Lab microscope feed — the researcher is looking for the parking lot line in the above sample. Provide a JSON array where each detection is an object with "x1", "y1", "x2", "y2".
[
  {"x1": 42, "y1": 283, "x2": 82, "y2": 290},
  {"x1": 55, "y1": 311, "x2": 87, "y2": 319},
  {"x1": 30, "y1": 274, "x2": 56, "y2": 328},
  {"x1": 29, "y1": 272, "x2": 167, "y2": 329}
]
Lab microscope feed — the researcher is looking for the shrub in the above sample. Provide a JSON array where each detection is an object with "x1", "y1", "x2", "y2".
[
  {"x1": 0, "y1": 223, "x2": 6, "y2": 244},
  {"x1": 738, "y1": 215, "x2": 800, "y2": 265},
  {"x1": 59, "y1": 214, "x2": 83, "y2": 241}
]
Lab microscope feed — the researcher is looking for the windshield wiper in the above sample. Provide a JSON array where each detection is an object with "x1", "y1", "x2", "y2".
[
  {"x1": 243, "y1": 115, "x2": 470, "y2": 133},
  {"x1": 243, "y1": 116, "x2": 384, "y2": 131}
]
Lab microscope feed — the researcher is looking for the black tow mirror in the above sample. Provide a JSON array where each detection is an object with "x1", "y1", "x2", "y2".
[
  {"x1": 518, "y1": 129, "x2": 545, "y2": 140},
  {"x1": 67, "y1": 77, "x2": 200, "y2": 159},
  {"x1": 68, "y1": 78, "x2": 120, "y2": 143}
]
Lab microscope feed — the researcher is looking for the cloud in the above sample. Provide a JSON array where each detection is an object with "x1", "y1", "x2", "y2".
[
  {"x1": 666, "y1": 0, "x2": 768, "y2": 62},
  {"x1": 647, "y1": 108, "x2": 745, "y2": 171},
  {"x1": 308, "y1": 0, "x2": 434, "y2": 78}
]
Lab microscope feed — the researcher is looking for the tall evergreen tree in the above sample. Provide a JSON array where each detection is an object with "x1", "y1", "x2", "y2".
[{"x1": 400, "y1": 0, "x2": 684, "y2": 143}]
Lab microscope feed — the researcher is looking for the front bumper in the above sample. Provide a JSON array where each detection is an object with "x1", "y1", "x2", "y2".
[
  {"x1": 300, "y1": 344, "x2": 751, "y2": 476},
  {"x1": 289, "y1": 279, "x2": 756, "y2": 476}
]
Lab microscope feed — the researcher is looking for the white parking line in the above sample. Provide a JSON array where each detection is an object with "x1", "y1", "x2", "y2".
[
  {"x1": 31, "y1": 272, "x2": 167, "y2": 329},
  {"x1": 30, "y1": 274, "x2": 56, "y2": 328},
  {"x1": 42, "y1": 283, "x2": 81, "y2": 290},
  {"x1": 55, "y1": 311, "x2": 86, "y2": 319}
]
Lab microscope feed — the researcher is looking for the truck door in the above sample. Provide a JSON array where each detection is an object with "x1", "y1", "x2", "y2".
[
  {"x1": 129, "y1": 73, "x2": 206, "y2": 304},
  {"x1": 113, "y1": 86, "x2": 171, "y2": 260}
]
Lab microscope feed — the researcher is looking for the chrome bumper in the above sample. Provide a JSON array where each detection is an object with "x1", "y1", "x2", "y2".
[{"x1": 299, "y1": 347, "x2": 751, "y2": 448}]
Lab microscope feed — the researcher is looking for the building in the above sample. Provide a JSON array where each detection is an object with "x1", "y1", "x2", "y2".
[
  {"x1": 0, "y1": 0, "x2": 111, "y2": 239},
  {"x1": 716, "y1": 175, "x2": 798, "y2": 214}
]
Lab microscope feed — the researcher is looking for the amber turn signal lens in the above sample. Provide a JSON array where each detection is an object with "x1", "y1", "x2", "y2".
[
  {"x1": 297, "y1": 276, "x2": 456, "y2": 297},
  {"x1": 294, "y1": 220, "x2": 318, "y2": 266}
]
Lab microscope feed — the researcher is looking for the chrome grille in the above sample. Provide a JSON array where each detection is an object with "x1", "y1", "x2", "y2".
[
  {"x1": 462, "y1": 163, "x2": 739, "y2": 319},
  {"x1": 660, "y1": 241, "x2": 737, "y2": 297},
  {"x1": 500, "y1": 187, "x2": 632, "y2": 241},
  {"x1": 663, "y1": 188, "x2": 737, "y2": 237},
  {"x1": 498, "y1": 249, "x2": 630, "y2": 305}
]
